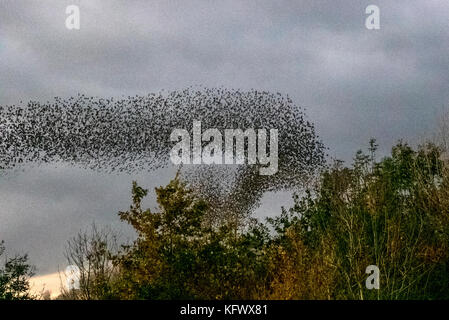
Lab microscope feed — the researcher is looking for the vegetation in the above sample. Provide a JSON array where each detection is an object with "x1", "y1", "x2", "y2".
[
  {"x1": 56, "y1": 140, "x2": 449, "y2": 300},
  {"x1": 0, "y1": 241, "x2": 35, "y2": 300},
  {"x1": 266, "y1": 140, "x2": 449, "y2": 299},
  {"x1": 4, "y1": 139, "x2": 449, "y2": 300}
]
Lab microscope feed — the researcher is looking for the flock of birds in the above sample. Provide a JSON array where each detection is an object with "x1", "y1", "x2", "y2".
[{"x1": 0, "y1": 88, "x2": 325, "y2": 222}]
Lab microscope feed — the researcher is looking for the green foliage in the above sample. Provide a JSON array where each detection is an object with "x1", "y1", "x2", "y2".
[{"x1": 0, "y1": 241, "x2": 35, "y2": 300}]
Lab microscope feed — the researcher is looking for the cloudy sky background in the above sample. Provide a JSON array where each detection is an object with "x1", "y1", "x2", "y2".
[{"x1": 1, "y1": 0, "x2": 449, "y2": 276}]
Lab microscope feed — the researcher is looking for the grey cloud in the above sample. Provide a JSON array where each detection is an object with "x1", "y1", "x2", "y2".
[
  {"x1": 1, "y1": 0, "x2": 449, "y2": 273},
  {"x1": 0, "y1": 164, "x2": 176, "y2": 274}
]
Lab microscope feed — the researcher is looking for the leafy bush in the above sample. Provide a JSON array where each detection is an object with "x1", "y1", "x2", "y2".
[{"x1": 0, "y1": 241, "x2": 35, "y2": 300}]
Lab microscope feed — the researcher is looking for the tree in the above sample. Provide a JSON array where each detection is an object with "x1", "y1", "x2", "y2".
[
  {"x1": 59, "y1": 224, "x2": 120, "y2": 300},
  {"x1": 0, "y1": 241, "x2": 35, "y2": 300},
  {"x1": 266, "y1": 140, "x2": 449, "y2": 299},
  {"x1": 112, "y1": 173, "x2": 208, "y2": 299},
  {"x1": 112, "y1": 173, "x2": 271, "y2": 299}
]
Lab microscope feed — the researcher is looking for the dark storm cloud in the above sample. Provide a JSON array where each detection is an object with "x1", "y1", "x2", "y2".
[{"x1": 1, "y1": 0, "x2": 449, "y2": 274}]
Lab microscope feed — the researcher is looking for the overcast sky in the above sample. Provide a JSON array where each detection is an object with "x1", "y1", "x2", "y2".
[{"x1": 1, "y1": 0, "x2": 449, "y2": 275}]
